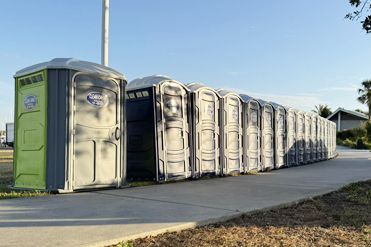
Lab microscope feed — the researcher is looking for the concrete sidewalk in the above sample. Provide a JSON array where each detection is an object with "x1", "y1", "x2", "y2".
[{"x1": 1, "y1": 148, "x2": 370, "y2": 247}]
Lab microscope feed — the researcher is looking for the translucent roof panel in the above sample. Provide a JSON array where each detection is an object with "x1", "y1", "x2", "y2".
[
  {"x1": 187, "y1": 83, "x2": 219, "y2": 95},
  {"x1": 269, "y1": 101, "x2": 285, "y2": 110},
  {"x1": 127, "y1": 75, "x2": 177, "y2": 90},
  {"x1": 239, "y1": 93, "x2": 258, "y2": 103},
  {"x1": 217, "y1": 89, "x2": 242, "y2": 99},
  {"x1": 15, "y1": 58, "x2": 125, "y2": 79}
]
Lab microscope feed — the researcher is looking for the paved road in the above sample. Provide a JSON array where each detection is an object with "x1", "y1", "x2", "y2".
[{"x1": 0, "y1": 148, "x2": 370, "y2": 247}]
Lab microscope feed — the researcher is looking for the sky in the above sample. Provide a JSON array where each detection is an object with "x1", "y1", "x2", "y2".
[{"x1": 0, "y1": 0, "x2": 370, "y2": 129}]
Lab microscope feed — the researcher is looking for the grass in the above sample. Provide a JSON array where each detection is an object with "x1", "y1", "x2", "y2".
[
  {"x1": 116, "y1": 180, "x2": 371, "y2": 247},
  {"x1": 0, "y1": 149, "x2": 49, "y2": 200}
]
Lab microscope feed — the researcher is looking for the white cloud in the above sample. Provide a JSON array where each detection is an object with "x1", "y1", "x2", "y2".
[
  {"x1": 222, "y1": 87, "x2": 325, "y2": 111},
  {"x1": 318, "y1": 84, "x2": 358, "y2": 92}
]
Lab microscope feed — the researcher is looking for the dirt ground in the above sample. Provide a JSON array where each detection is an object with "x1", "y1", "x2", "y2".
[
  {"x1": 0, "y1": 149, "x2": 13, "y2": 186},
  {"x1": 120, "y1": 180, "x2": 371, "y2": 247}
]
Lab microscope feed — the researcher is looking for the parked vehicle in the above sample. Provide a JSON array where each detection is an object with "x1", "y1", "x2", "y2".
[{"x1": 5, "y1": 123, "x2": 14, "y2": 147}]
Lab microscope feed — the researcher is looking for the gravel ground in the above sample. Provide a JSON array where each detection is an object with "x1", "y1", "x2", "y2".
[{"x1": 119, "y1": 180, "x2": 371, "y2": 247}]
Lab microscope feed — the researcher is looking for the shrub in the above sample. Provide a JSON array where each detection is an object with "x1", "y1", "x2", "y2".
[
  {"x1": 337, "y1": 129, "x2": 355, "y2": 140},
  {"x1": 343, "y1": 138, "x2": 355, "y2": 148},
  {"x1": 365, "y1": 121, "x2": 371, "y2": 142},
  {"x1": 355, "y1": 138, "x2": 365, "y2": 149}
]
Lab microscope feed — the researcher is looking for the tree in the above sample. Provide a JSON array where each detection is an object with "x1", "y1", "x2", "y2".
[
  {"x1": 345, "y1": 0, "x2": 371, "y2": 33},
  {"x1": 355, "y1": 108, "x2": 369, "y2": 115},
  {"x1": 357, "y1": 80, "x2": 371, "y2": 120},
  {"x1": 312, "y1": 104, "x2": 332, "y2": 118}
]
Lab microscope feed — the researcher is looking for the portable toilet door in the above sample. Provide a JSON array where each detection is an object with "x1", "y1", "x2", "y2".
[
  {"x1": 257, "y1": 99, "x2": 274, "y2": 171},
  {"x1": 321, "y1": 118, "x2": 326, "y2": 160},
  {"x1": 240, "y1": 94, "x2": 261, "y2": 172},
  {"x1": 13, "y1": 58, "x2": 126, "y2": 192},
  {"x1": 187, "y1": 83, "x2": 220, "y2": 178},
  {"x1": 218, "y1": 89, "x2": 243, "y2": 175},
  {"x1": 304, "y1": 113, "x2": 311, "y2": 164},
  {"x1": 333, "y1": 122, "x2": 337, "y2": 157},
  {"x1": 311, "y1": 114, "x2": 318, "y2": 162},
  {"x1": 286, "y1": 108, "x2": 297, "y2": 167},
  {"x1": 325, "y1": 120, "x2": 329, "y2": 159},
  {"x1": 296, "y1": 111, "x2": 305, "y2": 165},
  {"x1": 271, "y1": 102, "x2": 287, "y2": 169},
  {"x1": 126, "y1": 76, "x2": 191, "y2": 182},
  {"x1": 317, "y1": 116, "x2": 322, "y2": 161}
]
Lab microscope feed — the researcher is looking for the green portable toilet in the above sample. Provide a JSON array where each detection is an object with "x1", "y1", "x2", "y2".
[{"x1": 13, "y1": 58, "x2": 127, "y2": 192}]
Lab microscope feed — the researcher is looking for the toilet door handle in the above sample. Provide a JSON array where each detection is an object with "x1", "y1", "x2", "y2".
[{"x1": 115, "y1": 127, "x2": 121, "y2": 140}]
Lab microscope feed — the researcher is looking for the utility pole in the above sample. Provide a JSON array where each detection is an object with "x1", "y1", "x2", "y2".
[{"x1": 101, "y1": 0, "x2": 109, "y2": 66}]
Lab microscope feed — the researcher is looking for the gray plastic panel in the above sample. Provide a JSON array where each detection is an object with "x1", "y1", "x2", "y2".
[
  {"x1": 260, "y1": 103, "x2": 274, "y2": 170},
  {"x1": 219, "y1": 92, "x2": 243, "y2": 175},
  {"x1": 15, "y1": 58, "x2": 124, "y2": 79},
  {"x1": 296, "y1": 111, "x2": 305, "y2": 165},
  {"x1": 189, "y1": 86, "x2": 220, "y2": 177},
  {"x1": 311, "y1": 114, "x2": 318, "y2": 162},
  {"x1": 273, "y1": 105, "x2": 286, "y2": 169},
  {"x1": 304, "y1": 113, "x2": 312, "y2": 164},
  {"x1": 45, "y1": 69, "x2": 69, "y2": 191},
  {"x1": 156, "y1": 81, "x2": 191, "y2": 181},
  {"x1": 72, "y1": 74, "x2": 123, "y2": 190},
  {"x1": 242, "y1": 99, "x2": 261, "y2": 172},
  {"x1": 286, "y1": 108, "x2": 297, "y2": 166}
]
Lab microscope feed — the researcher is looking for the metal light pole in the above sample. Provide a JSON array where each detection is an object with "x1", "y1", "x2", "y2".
[{"x1": 101, "y1": 0, "x2": 109, "y2": 66}]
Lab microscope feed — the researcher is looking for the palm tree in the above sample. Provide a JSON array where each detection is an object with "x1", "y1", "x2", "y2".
[
  {"x1": 312, "y1": 104, "x2": 332, "y2": 118},
  {"x1": 357, "y1": 80, "x2": 371, "y2": 121}
]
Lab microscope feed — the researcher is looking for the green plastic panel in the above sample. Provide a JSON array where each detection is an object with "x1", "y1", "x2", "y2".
[{"x1": 14, "y1": 70, "x2": 47, "y2": 189}]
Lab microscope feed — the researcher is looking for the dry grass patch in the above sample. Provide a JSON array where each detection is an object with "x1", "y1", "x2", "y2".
[{"x1": 117, "y1": 180, "x2": 371, "y2": 247}]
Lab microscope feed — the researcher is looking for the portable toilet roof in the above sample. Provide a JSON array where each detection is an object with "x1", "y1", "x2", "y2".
[
  {"x1": 128, "y1": 75, "x2": 188, "y2": 91},
  {"x1": 269, "y1": 101, "x2": 285, "y2": 110},
  {"x1": 256, "y1": 98, "x2": 272, "y2": 107},
  {"x1": 284, "y1": 106, "x2": 299, "y2": 112},
  {"x1": 14, "y1": 58, "x2": 124, "y2": 79},
  {"x1": 217, "y1": 89, "x2": 242, "y2": 99},
  {"x1": 239, "y1": 93, "x2": 258, "y2": 103},
  {"x1": 187, "y1": 83, "x2": 220, "y2": 94}
]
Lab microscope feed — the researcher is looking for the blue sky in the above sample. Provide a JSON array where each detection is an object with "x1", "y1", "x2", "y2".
[{"x1": 0, "y1": 0, "x2": 370, "y2": 129}]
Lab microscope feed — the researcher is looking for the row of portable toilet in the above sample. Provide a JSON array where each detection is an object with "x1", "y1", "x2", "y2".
[
  {"x1": 12, "y1": 58, "x2": 336, "y2": 192},
  {"x1": 126, "y1": 75, "x2": 337, "y2": 182}
]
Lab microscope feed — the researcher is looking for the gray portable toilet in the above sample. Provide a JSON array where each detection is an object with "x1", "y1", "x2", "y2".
[
  {"x1": 217, "y1": 89, "x2": 243, "y2": 175},
  {"x1": 187, "y1": 83, "x2": 221, "y2": 178},
  {"x1": 126, "y1": 75, "x2": 191, "y2": 182},
  {"x1": 320, "y1": 117, "x2": 326, "y2": 160},
  {"x1": 13, "y1": 58, "x2": 126, "y2": 192},
  {"x1": 311, "y1": 114, "x2": 318, "y2": 162},
  {"x1": 317, "y1": 116, "x2": 323, "y2": 161},
  {"x1": 324, "y1": 119, "x2": 329, "y2": 159},
  {"x1": 257, "y1": 99, "x2": 274, "y2": 171},
  {"x1": 271, "y1": 102, "x2": 287, "y2": 169},
  {"x1": 304, "y1": 113, "x2": 312, "y2": 164},
  {"x1": 296, "y1": 111, "x2": 305, "y2": 165},
  {"x1": 333, "y1": 122, "x2": 337, "y2": 157},
  {"x1": 240, "y1": 94, "x2": 261, "y2": 172},
  {"x1": 286, "y1": 107, "x2": 298, "y2": 167}
]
